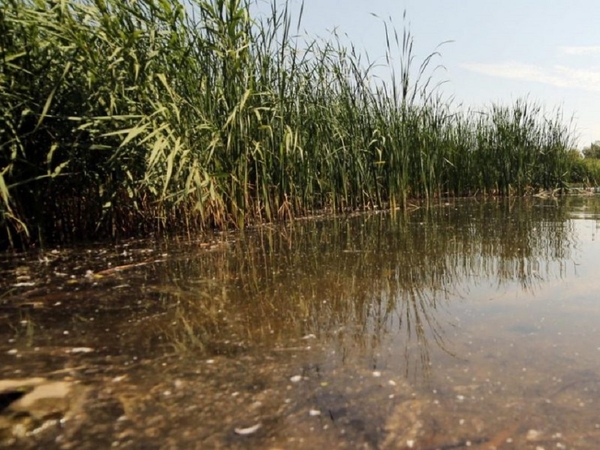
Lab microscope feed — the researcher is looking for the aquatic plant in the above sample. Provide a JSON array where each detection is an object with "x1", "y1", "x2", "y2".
[{"x1": 0, "y1": 0, "x2": 575, "y2": 248}]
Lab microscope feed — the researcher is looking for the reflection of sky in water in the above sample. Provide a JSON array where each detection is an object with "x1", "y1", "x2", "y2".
[
  {"x1": 469, "y1": 218, "x2": 600, "y2": 306},
  {"x1": 354, "y1": 207, "x2": 600, "y2": 384},
  {"x1": 426, "y1": 214, "x2": 600, "y2": 376}
]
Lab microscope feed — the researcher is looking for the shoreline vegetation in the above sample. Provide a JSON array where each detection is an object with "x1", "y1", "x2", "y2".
[{"x1": 0, "y1": 0, "x2": 590, "y2": 249}]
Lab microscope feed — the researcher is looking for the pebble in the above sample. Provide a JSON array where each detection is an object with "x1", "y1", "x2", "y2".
[
  {"x1": 234, "y1": 423, "x2": 262, "y2": 435},
  {"x1": 526, "y1": 429, "x2": 542, "y2": 441},
  {"x1": 68, "y1": 347, "x2": 94, "y2": 353}
]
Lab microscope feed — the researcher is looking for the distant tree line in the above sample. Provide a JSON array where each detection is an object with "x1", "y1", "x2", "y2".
[{"x1": 583, "y1": 141, "x2": 600, "y2": 159}]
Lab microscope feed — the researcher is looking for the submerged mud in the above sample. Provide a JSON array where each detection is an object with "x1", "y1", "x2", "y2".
[{"x1": 1, "y1": 197, "x2": 600, "y2": 449}]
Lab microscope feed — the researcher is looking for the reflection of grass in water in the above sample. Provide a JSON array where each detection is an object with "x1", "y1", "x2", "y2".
[
  {"x1": 168, "y1": 309, "x2": 207, "y2": 354},
  {"x1": 158, "y1": 284, "x2": 230, "y2": 354},
  {"x1": 293, "y1": 269, "x2": 456, "y2": 377},
  {"x1": 157, "y1": 251, "x2": 456, "y2": 376},
  {"x1": 153, "y1": 198, "x2": 577, "y2": 370}
]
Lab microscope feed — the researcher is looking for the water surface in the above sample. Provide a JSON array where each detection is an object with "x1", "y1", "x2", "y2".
[{"x1": 1, "y1": 197, "x2": 600, "y2": 449}]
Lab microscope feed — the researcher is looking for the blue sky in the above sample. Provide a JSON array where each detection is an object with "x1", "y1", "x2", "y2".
[{"x1": 253, "y1": 0, "x2": 600, "y2": 148}]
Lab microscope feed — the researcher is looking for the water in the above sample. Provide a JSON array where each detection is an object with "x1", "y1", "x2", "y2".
[{"x1": 1, "y1": 196, "x2": 600, "y2": 449}]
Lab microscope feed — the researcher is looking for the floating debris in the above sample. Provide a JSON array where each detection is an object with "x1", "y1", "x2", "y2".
[
  {"x1": 290, "y1": 375, "x2": 302, "y2": 383},
  {"x1": 309, "y1": 409, "x2": 321, "y2": 416},
  {"x1": 234, "y1": 423, "x2": 262, "y2": 435}
]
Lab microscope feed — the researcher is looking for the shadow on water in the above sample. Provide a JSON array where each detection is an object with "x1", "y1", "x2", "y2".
[{"x1": 2, "y1": 196, "x2": 599, "y2": 449}]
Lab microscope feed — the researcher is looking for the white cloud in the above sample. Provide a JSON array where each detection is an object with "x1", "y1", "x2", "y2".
[
  {"x1": 555, "y1": 66, "x2": 600, "y2": 88},
  {"x1": 461, "y1": 61, "x2": 600, "y2": 92},
  {"x1": 558, "y1": 46, "x2": 600, "y2": 56}
]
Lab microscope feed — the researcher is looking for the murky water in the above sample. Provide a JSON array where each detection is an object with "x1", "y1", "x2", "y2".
[{"x1": 1, "y1": 196, "x2": 600, "y2": 449}]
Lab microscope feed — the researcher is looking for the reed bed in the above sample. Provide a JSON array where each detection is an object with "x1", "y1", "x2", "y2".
[{"x1": 0, "y1": 0, "x2": 577, "y2": 247}]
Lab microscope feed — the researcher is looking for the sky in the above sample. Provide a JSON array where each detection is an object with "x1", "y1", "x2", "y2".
[{"x1": 253, "y1": 0, "x2": 600, "y2": 148}]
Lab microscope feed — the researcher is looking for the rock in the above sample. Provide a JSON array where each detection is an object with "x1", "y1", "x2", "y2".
[
  {"x1": 0, "y1": 377, "x2": 87, "y2": 441},
  {"x1": 9, "y1": 381, "x2": 72, "y2": 419}
]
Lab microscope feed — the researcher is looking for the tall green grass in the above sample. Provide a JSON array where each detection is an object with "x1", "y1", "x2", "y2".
[{"x1": 0, "y1": 0, "x2": 576, "y2": 247}]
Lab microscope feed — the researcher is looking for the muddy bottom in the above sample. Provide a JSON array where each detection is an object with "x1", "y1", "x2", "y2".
[
  {"x1": 2, "y1": 339, "x2": 599, "y2": 449},
  {"x1": 1, "y1": 197, "x2": 600, "y2": 449}
]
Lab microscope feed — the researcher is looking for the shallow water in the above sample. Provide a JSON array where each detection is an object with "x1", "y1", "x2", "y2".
[{"x1": 1, "y1": 196, "x2": 600, "y2": 449}]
